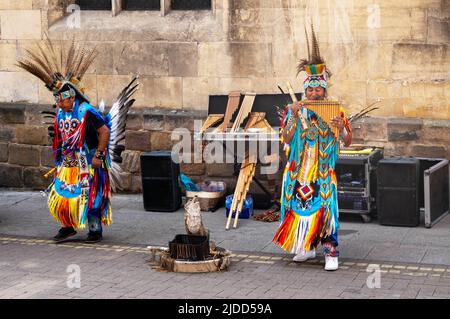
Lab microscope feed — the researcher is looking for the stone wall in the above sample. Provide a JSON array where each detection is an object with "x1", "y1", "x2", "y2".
[
  {"x1": 351, "y1": 116, "x2": 450, "y2": 159},
  {"x1": 1, "y1": 103, "x2": 449, "y2": 193},
  {"x1": 0, "y1": 103, "x2": 206, "y2": 191},
  {"x1": 0, "y1": 0, "x2": 449, "y2": 192},
  {"x1": 0, "y1": 102, "x2": 284, "y2": 195},
  {"x1": 0, "y1": 0, "x2": 448, "y2": 116}
]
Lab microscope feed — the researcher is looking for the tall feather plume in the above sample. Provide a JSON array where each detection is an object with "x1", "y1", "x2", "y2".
[
  {"x1": 24, "y1": 49, "x2": 53, "y2": 79},
  {"x1": 68, "y1": 45, "x2": 82, "y2": 79},
  {"x1": 296, "y1": 23, "x2": 333, "y2": 78},
  {"x1": 297, "y1": 25, "x2": 312, "y2": 75},
  {"x1": 16, "y1": 60, "x2": 53, "y2": 88},
  {"x1": 310, "y1": 23, "x2": 323, "y2": 64},
  {"x1": 16, "y1": 35, "x2": 97, "y2": 92},
  {"x1": 44, "y1": 36, "x2": 62, "y2": 75},
  {"x1": 72, "y1": 45, "x2": 87, "y2": 79},
  {"x1": 36, "y1": 41, "x2": 62, "y2": 84},
  {"x1": 64, "y1": 38, "x2": 76, "y2": 77},
  {"x1": 77, "y1": 45, "x2": 98, "y2": 80},
  {"x1": 305, "y1": 25, "x2": 311, "y2": 62}
]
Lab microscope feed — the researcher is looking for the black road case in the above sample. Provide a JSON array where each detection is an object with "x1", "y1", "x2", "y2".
[
  {"x1": 418, "y1": 158, "x2": 449, "y2": 228},
  {"x1": 377, "y1": 157, "x2": 420, "y2": 227},
  {"x1": 335, "y1": 148, "x2": 383, "y2": 223}
]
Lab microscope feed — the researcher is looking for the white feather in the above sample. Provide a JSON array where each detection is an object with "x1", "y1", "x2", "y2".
[
  {"x1": 106, "y1": 75, "x2": 139, "y2": 192},
  {"x1": 99, "y1": 99, "x2": 106, "y2": 113}
]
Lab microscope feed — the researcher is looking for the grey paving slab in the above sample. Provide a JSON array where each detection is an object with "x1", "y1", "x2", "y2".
[
  {"x1": 420, "y1": 247, "x2": 450, "y2": 265},
  {"x1": 365, "y1": 244, "x2": 428, "y2": 263},
  {"x1": 1, "y1": 191, "x2": 450, "y2": 267},
  {"x1": 337, "y1": 240, "x2": 375, "y2": 260}
]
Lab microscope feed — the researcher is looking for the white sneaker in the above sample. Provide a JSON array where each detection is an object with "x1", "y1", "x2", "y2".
[
  {"x1": 293, "y1": 250, "x2": 316, "y2": 262},
  {"x1": 324, "y1": 256, "x2": 339, "y2": 271}
]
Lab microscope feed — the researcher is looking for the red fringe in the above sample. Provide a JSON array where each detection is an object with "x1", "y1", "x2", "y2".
[
  {"x1": 272, "y1": 209, "x2": 295, "y2": 245},
  {"x1": 100, "y1": 169, "x2": 111, "y2": 214},
  {"x1": 52, "y1": 116, "x2": 60, "y2": 161},
  {"x1": 77, "y1": 114, "x2": 87, "y2": 149},
  {"x1": 88, "y1": 170, "x2": 98, "y2": 209},
  {"x1": 57, "y1": 198, "x2": 74, "y2": 228}
]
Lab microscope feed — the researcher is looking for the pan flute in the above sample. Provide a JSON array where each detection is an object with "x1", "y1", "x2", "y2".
[{"x1": 302, "y1": 100, "x2": 342, "y2": 139}]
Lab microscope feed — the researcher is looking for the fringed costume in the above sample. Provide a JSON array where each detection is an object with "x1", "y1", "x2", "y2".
[
  {"x1": 273, "y1": 25, "x2": 352, "y2": 260},
  {"x1": 48, "y1": 100, "x2": 112, "y2": 230},
  {"x1": 17, "y1": 37, "x2": 139, "y2": 239}
]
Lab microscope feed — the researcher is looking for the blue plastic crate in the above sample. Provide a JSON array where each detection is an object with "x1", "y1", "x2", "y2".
[{"x1": 225, "y1": 195, "x2": 254, "y2": 219}]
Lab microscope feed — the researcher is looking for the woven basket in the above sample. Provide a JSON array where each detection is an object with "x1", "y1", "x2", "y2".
[{"x1": 186, "y1": 181, "x2": 226, "y2": 212}]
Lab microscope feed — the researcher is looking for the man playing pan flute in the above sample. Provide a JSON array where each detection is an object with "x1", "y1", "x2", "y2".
[{"x1": 273, "y1": 25, "x2": 352, "y2": 271}]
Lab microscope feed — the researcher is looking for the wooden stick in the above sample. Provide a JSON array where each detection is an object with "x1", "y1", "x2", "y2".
[
  {"x1": 233, "y1": 162, "x2": 256, "y2": 229},
  {"x1": 232, "y1": 165, "x2": 249, "y2": 228},
  {"x1": 231, "y1": 93, "x2": 256, "y2": 132},
  {"x1": 233, "y1": 164, "x2": 255, "y2": 228},
  {"x1": 219, "y1": 91, "x2": 241, "y2": 132},
  {"x1": 226, "y1": 159, "x2": 251, "y2": 230},
  {"x1": 44, "y1": 167, "x2": 56, "y2": 178},
  {"x1": 226, "y1": 158, "x2": 248, "y2": 229},
  {"x1": 286, "y1": 82, "x2": 308, "y2": 130},
  {"x1": 233, "y1": 197, "x2": 245, "y2": 229},
  {"x1": 226, "y1": 173, "x2": 242, "y2": 230}
]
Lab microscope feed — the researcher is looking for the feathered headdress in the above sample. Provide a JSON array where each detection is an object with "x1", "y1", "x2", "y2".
[
  {"x1": 16, "y1": 36, "x2": 97, "y2": 103},
  {"x1": 297, "y1": 23, "x2": 331, "y2": 91}
]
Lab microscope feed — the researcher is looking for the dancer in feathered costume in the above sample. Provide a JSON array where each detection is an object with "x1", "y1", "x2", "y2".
[
  {"x1": 17, "y1": 37, "x2": 139, "y2": 243},
  {"x1": 273, "y1": 24, "x2": 352, "y2": 270}
]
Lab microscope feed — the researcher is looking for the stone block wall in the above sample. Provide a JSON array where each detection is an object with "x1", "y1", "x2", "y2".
[
  {"x1": 0, "y1": 0, "x2": 448, "y2": 117},
  {"x1": 351, "y1": 116, "x2": 450, "y2": 159},
  {"x1": 0, "y1": 0, "x2": 449, "y2": 193},
  {"x1": 0, "y1": 103, "x2": 54, "y2": 189},
  {"x1": 1, "y1": 103, "x2": 449, "y2": 193},
  {"x1": 0, "y1": 102, "x2": 284, "y2": 196},
  {"x1": 0, "y1": 103, "x2": 207, "y2": 192}
]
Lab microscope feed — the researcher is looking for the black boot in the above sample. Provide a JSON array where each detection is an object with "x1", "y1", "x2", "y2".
[
  {"x1": 53, "y1": 227, "x2": 77, "y2": 242},
  {"x1": 85, "y1": 232, "x2": 102, "y2": 244}
]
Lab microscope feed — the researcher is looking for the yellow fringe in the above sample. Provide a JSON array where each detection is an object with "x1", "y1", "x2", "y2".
[
  {"x1": 277, "y1": 209, "x2": 324, "y2": 254},
  {"x1": 58, "y1": 166, "x2": 80, "y2": 185},
  {"x1": 48, "y1": 189, "x2": 85, "y2": 229},
  {"x1": 281, "y1": 213, "x2": 300, "y2": 252},
  {"x1": 102, "y1": 205, "x2": 113, "y2": 226},
  {"x1": 47, "y1": 166, "x2": 86, "y2": 230}
]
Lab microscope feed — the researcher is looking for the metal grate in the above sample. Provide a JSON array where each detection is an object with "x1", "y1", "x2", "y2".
[
  {"x1": 75, "y1": 0, "x2": 112, "y2": 10},
  {"x1": 123, "y1": 0, "x2": 160, "y2": 10},
  {"x1": 171, "y1": 0, "x2": 211, "y2": 10}
]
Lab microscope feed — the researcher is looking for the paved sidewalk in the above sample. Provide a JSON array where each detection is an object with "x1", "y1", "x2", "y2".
[
  {"x1": 1, "y1": 191, "x2": 450, "y2": 266},
  {"x1": 1, "y1": 191, "x2": 450, "y2": 299},
  {"x1": 1, "y1": 235, "x2": 450, "y2": 299}
]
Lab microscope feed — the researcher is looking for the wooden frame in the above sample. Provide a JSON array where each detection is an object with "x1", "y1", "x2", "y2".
[
  {"x1": 215, "y1": 91, "x2": 241, "y2": 133},
  {"x1": 230, "y1": 92, "x2": 256, "y2": 132}
]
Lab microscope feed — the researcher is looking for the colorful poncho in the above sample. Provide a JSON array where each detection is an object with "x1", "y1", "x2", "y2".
[
  {"x1": 273, "y1": 103, "x2": 351, "y2": 254},
  {"x1": 47, "y1": 100, "x2": 112, "y2": 230}
]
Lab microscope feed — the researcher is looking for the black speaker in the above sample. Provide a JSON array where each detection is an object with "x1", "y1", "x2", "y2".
[
  {"x1": 141, "y1": 151, "x2": 181, "y2": 212},
  {"x1": 377, "y1": 157, "x2": 420, "y2": 226}
]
